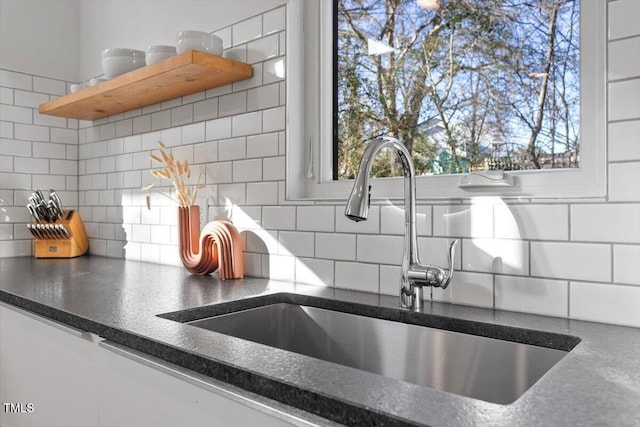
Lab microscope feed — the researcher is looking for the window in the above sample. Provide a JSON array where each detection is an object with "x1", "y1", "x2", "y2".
[{"x1": 286, "y1": 0, "x2": 605, "y2": 200}]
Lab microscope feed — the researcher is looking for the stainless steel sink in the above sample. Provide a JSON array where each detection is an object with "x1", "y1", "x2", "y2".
[{"x1": 184, "y1": 301, "x2": 574, "y2": 404}]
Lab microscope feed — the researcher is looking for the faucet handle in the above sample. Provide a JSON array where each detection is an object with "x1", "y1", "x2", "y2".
[
  {"x1": 441, "y1": 239, "x2": 459, "y2": 289},
  {"x1": 426, "y1": 240, "x2": 459, "y2": 289}
]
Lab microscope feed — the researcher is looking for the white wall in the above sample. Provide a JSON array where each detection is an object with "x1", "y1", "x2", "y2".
[
  {"x1": 0, "y1": 0, "x2": 79, "y2": 81},
  {"x1": 78, "y1": 0, "x2": 286, "y2": 79}
]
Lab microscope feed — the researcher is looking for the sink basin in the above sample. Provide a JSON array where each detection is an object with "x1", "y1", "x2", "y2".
[{"x1": 161, "y1": 294, "x2": 580, "y2": 405}]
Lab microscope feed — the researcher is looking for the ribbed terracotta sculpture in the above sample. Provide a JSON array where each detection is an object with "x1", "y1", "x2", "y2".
[
  {"x1": 146, "y1": 141, "x2": 243, "y2": 278},
  {"x1": 177, "y1": 205, "x2": 244, "y2": 278}
]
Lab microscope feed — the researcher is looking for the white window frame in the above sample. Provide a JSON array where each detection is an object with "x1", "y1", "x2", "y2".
[{"x1": 286, "y1": 0, "x2": 606, "y2": 201}]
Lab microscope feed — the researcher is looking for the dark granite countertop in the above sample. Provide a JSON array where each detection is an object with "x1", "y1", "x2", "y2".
[{"x1": 1, "y1": 256, "x2": 638, "y2": 426}]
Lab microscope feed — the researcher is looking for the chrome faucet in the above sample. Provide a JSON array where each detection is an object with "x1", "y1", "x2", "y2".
[{"x1": 344, "y1": 135, "x2": 458, "y2": 311}]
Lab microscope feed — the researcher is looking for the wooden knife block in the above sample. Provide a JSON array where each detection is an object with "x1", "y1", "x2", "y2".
[{"x1": 34, "y1": 210, "x2": 89, "y2": 258}]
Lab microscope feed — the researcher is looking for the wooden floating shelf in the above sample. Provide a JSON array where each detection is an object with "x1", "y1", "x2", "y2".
[{"x1": 39, "y1": 51, "x2": 253, "y2": 121}]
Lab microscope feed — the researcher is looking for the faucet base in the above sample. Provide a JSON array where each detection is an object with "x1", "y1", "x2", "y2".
[{"x1": 401, "y1": 285, "x2": 423, "y2": 311}]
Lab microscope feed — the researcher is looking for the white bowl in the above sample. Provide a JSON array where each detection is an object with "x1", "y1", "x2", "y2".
[
  {"x1": 70, "y1": 84, "x2": 86, "y2": 93},
  {"x1": 176, "y1": 31, "x2": 223, "y2": 55},
  {"x1": 145, "y1": 45, "x2": 177, "y2": 65},
  {"x1": 101, "y1": 48, "x2": 146, "y2": 78},
  {"x1": 89, "y1": 78, "x2": 107, "y2": 86}
]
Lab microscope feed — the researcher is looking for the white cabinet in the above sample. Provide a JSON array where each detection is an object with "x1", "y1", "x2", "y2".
[
  {"x1": 0, "y1": 303, "x2": 297, "y2": 427},
  {"x1": 97, "y1": 344, "x2": 294, "y2": 427},
  {"x1": 0, "y1": 302, "x2": 101, "y2": 427}
]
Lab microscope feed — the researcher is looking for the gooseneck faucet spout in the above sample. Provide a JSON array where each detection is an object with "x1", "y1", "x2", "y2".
[{"x1": 345, "y1": 136, "x2": 458, "y2": 311}]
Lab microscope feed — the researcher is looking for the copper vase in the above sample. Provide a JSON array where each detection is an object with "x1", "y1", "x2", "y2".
[{"x1": 177, "y1": 205, "x2": 244, "y2": 278}]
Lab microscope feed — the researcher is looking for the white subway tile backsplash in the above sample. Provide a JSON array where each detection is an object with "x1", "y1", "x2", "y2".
[
  {"x1": 107, "y1": 138, "x2": 124, "y2": 156},
  {"x1": 98, "y1": 123, "x2": 116, "y2": 141},
  {"x1": 0, "y1": 87, "x2": 13, "y2": 105},
  {"x1": 263, "y1": 7, "x2": 285, "y2": 35},
  {"x1": 151, "y1": 110, "x2": 172, "y2": 130},
  {"x1": 160, "y1": 127, "x2": 182, "y2": 147},
  {"x1": 262, "y1": 156, "x2": 284, "y2": 181},
  {"x1": 613, "y1": 245, "x2": 640, "y2": 285},
  {"x1": 32, "y1": 141, "x2": 65, "y2": 159},
  {"x1": 570, "y1": 281, "x2": 640, "y2": 327},
  {"x1": 246, "y1": 133, "x2": 279, "y2": 158},
  {"x1": 433, "y1": 204, "x2": 493, "y2": 238},
  {"x1": 50, "y1": 127, "x2": 78, "y2": 144},
  {"x1": 609, "y1": 79, "x2": 640, "y2": 122},
  {"x1": 531, "y1": 242, "x2": 611, "y2": 282},
  {"x1": 263, "y1": 58, "x2": 285, "y2": 84},
  {"x1": 243, "y1": 252, "x2": 262, "y2": 276},
  {"x1": 262, "y1": 106, "x2": 285, "y2": 133},
  {"x1": 218, "y1": 137, "x2": 246, "y2": 161},
  {"x1": 609, "y1": 0, "x2": 640, "y2": 40},
  {"x1": 115, "y1": 119, "x2": 133, "y2": 138},
  {"x1": 380, "y1": 204, "x2": 430, "y2": 236},
  {"x1": 123, "y1": 170, "x2": 141, "y2": 188},
  {"x1": 14, "y1": 90, "x2": 48, "y2": 108},
  {"x1": 247, "y1": 34, "x2": 280, "y2": 64},
  {"x1": 15, "y1": 157, "x2": 48, "y2": 174},
  {"x1": 297, "y1": 206, "x2": 335, "y2": 232},
  {"x1": 609, "y1": 120, "x2": 640, "y2": 162},
  {"x1": 193, "y1": 98, "x2": 219, "y2": 122},
  {"x1": 33, "y1": 112, "x2": 67, "y2": 129},
  {"x1": 609, "y1": 37, "x2": 640, "y2": 80},
  {"x1": 123, "y1": 135, "x2": 141, "y2": 153},
  {"x1": 263, "y1": 254, "x2": 294, "y2": 282},
  {"x1": 432, "y1": 271, "x2": 494, "y2": 308},
  {"x1": 33, "y1": 76, "x2": 66, "y2": 96},
  {"x1": 0, "y1": 240, "x2": 31, "y2": 257},
  {"x1": 335, "y1": 261, "x2": 378, "y2": 293},
  {"x1": 194, "y1": 141, "x2": 218, "y2": 163},
  {"x1": 263, "y1": 206, "x2": 296, "y2": 230},
  {"x1": 219, "y1": 92, "x2": 247, "y2": 117},
  {"x1": 316, "y1": 233, "x2": 355, "y2": 261},
  {"x1": 572, "y1": 204, "x2": 640, "y2": 243},
  {"x1": 246, "y1": 181, "x2": 278, "y2": 205},
  {"x1": 133, "y1": 115, "x2": 152, "y2": 134},
  {"x1": 206, "y1": 117, "x2": 232, "y2": 141},
  {"x1": 608, "y1": 163, "x2": 640, "y2": 202},
  {"x1": 232, "y1": 111, "x2": 262, "y2": 136},
  {"x1": 171, "y1": 104, "x2": 193, "y2": 127},
  {"x1": 0, "y1": 156, "x2": 12, "y2": 172},
  {"x1": 495, "y1": 275, "x2": 568, "y2": 317},
  {"x1": 0, "y1": 70, "x2": 32, "y2": 90},
  {"x1": 279, "y1": 231, "x2": 314, "y2": 257},
  {"x1": 232, "y1": 15, "x2": 262, "y2": 46},
  {"x1": 206, "y1": 84, "x2": 232, "y2": 98},
  {"x1": 233, "y1": 158, "x2": 262, "y2": 182},
  {"x1": 206, "y1": 161, "x2": 232, "y2": 184},
  {"x1": 494, "y1": 204, "x2": 569, "y2": 241},
  {"x1": 1, "y1": 105, "x2": 32, "y2": 125},
  {"x1": 32, "y1": 174, "x2": 65, "y2": 191},
  {"x1": 247, "y1": 84, "x2": 279, "y2": 111},
  {"x1": 463, "y1": 239, "x2": 529, "y2": 276},
  {"x1": 131, "y1": 151, "x2": 151, "y2": 170},
  {"x1": 2, "y1": 6, "x2": 637, "y2": 327},
  {"x1": 50, "y1": 159, "x2": 77, "y2": 175},
  {"x1": 0, "y1": 122, "x2": 13, "y2": 139},
  {"x1": 379, "y1": 265, "x2": 402, "y2": 296},
  {"x1": 1, "y1": 139, "x2": 31, "y2": 157},
  {"x1": 295, "y1": 257, "x2": 333, "y2": 287},
  {"x1": 357, "y1": 234, "x2": 404, "y2": 265}
]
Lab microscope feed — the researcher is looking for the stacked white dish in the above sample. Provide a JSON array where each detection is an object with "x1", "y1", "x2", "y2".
[
  {"x1": 101, "y1": 48, "x2": 145, "y2": 79},
  {"x1": 146, "y1": 45, "x2": 177, "y2": 65},
  {"x1": 176, "y1": 31, "x2": 223, "y2": 55}
]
